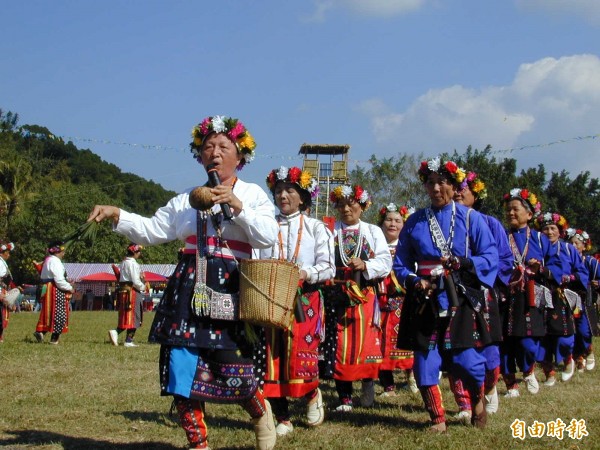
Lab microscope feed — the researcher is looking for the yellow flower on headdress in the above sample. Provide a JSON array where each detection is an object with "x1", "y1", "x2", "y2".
[
  {"x1": 455, "y1": 168, "x2": 466, "y2": 183},
  {"x1": 299, "y1": 171, "x2": 312, "y2": 189},
  {"x1": 529, "y1": 193, "x2": 538, "y2": 206},
  {"x1": 238, "y1": 133, "x2": 256, "y2": 152},
  {"x1": 472, "y1": 180, "x2": 485, "y2": 193}
]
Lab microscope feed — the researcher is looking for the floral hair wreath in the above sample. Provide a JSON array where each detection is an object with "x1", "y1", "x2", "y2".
[
  {"x1": 502, "y1": 188, "x2": 541, "y2": 214},
  {"x1": 0, "y1": 241, "x2": 15, "y2": 252},
  {"x1": 190, "y1": 115, "x2": 256, "y2": 170},
  {"x1": 48, "y1": 241, "x2": 66, "y2": 255},
  {"x1": 418, "y1": 157, "x2": 466, "y2": 185},
  {"x1": 266, "y1": 166, "x2": 320, "y2": 199},
  {"x1": 534, "y1": 211, "x2": 569, "y2": 235},
  {"x1": 460, "y1": 172, "x2": 488, "y2": 200},
  {"x1": 378, "y1": 203, "x2": 414, "y2": 222},
  {"x1": 128, "y1": 243, "x2": 144, "y2": 254},
  {"x1": 565, "y1": 228, "x2": 592, "y2": 251},
  {"x1": 330, "y1": 184, "x2": 372, "y2": 210}
]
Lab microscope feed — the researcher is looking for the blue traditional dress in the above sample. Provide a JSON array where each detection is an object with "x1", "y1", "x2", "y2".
[
  {"x1": 502, "y1": 226, "x2": 561, "y2": 377},
  {"x1": 393, "y1": 201, "x2": 497, "y2": 424}
]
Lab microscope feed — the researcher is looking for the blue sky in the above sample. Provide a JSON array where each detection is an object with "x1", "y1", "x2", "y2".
[{"x1": 2, "y1": 0, "x2": 600, "y2": 196}]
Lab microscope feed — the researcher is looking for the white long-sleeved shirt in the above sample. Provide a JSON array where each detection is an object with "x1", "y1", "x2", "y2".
[
  {"x1": 258, "y1": 213, "x2": 335, "y2": 284},
  {"x1": 41, "y1": 255, "x2": 73, "y2": 292},
  {"x1": 119, "y1": 256, "x2": 145, "y2": 292},
  {"x1": 333, "y1": 220, "x2": 393, "y2": 280},
  {"x1": 115, "y1": 179, "x2": 278, "y2": 254}
]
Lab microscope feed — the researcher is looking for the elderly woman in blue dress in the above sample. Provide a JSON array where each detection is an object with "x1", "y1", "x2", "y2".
[
  {"x1": 565, "y1": 227, "x2": 597, "y2": 372},
  {"x1": 394, "y1": 157, "x2": 498, "y2": 432},
  {"x1": 88, "y1": 115, "x2": 279, "y2": 450},
  {"x1": 534, "y1": 212, "x2": 588, "y2": 385},
  {"x1": 501, "y1": 189, "x2": 561, "y2": 399}
]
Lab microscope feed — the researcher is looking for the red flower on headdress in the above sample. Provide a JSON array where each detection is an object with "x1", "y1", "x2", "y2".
[
  {"x1": 520, "y1": 189, "x2": 529, "y2": 200},
  {"x1": 445, "y1": 161, "x2": 458, "y2": 173},
  {"x1": 354, "y1": 185, "x2": 364, "y2": 201},
  {"x1": 379, "y1": 207, "x2": 387, "y2": 216},
  {"x1": 288, "y1": 167, "x2": 302, "y2": 183}
]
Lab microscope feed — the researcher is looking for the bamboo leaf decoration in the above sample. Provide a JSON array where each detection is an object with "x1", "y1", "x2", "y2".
[{"x1": 62, "y1": 220, "x2": 100, "y2": 250}]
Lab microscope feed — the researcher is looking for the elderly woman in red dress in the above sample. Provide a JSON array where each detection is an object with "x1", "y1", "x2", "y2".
[
  {"x1": 259, "y1": 166, "x2": 335, "y2": 437},
  {"x1": 319, "y1": 184, "x2": 392, "y2": 412},
  {"x1": 375, "y1": 204, "x2": 417, "y2": 396}
]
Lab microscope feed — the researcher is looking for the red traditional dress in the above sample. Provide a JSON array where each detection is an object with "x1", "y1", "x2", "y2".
[
  {"x1": 35, "y1": 255, "x2": 72, "y2": 335},
  {"x1": 116, "y1": 256, "x2": 146, "y2": 330},
  {"x1": 320, "y1": 220, "x2": 392, "y2": 407},
  {"x1": 378, "y1": 241, "x2": 414, "y2": 371},
  {"x1": 261, "y1": 212, "x2": 335, "y2": 398},
  {"x1": 0, "y1": 256, "x2": 14, "y2": 340}
]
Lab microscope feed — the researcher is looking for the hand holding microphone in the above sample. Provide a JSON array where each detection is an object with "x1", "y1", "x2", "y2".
[{"x1": 206, "y1": 163, "x2": 234, "y2": 220}]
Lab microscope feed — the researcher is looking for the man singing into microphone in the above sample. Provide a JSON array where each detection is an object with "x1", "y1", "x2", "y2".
[{"x1": 87, "y1": 115, "x2": 279, "y2": 450}]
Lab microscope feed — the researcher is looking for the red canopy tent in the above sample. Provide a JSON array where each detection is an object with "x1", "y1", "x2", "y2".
[
  {"x1": 79, "y1": 271, "x2": 167, "y2": 283},
  {"x1": 79, "y1": 272, "x2": 117, "y2": 282}
]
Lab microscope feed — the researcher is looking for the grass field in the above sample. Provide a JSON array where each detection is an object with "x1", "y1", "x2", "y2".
[{"x1": 0, "y1": 311, "x2": 598, "y2": 450}]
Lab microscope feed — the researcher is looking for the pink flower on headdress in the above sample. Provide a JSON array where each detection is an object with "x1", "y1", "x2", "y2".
[
  {"x1": 199, "y1": 117, "x2": 211, "y2": 135},
  {"x1": 228, "y1": 122, "x2": 245, "y2": 141}
]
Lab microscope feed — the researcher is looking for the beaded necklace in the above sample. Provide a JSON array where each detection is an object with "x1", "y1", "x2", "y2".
[
  {"x1": 509, "y1": 227, "x2": 530, "y2": 266},
  {"x1": 277, "y1": 212, "x2": 303, "y2": 264},
  {"x1": 338, "y1": 222, "x2": 364, "y2": 267},
  {"x1": 426, "y1": 201, "x2": 456, "y2": 257}
]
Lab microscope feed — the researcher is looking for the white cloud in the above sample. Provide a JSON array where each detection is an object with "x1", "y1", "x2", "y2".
[
  {"x1": 515, "y1": 0, "x2": 600, "y2": 25},
  {"x1": 305, "y1": 0, "x2": 426, "y2": 21},
  {"x1": 359, "y1": 54, "x2": 600, "y2": 177}
]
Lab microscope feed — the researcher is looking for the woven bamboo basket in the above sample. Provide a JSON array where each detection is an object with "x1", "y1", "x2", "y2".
[{"x1": 239, "y1": 259, "x2": 299, "y2": 329}]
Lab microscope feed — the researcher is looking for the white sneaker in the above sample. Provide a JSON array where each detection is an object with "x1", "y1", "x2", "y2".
[
  {"x1": 586, "y1": 353, "x2": 595, "y2": 371},
  {"x1": 306, "y1": 388, "x2": 324, "y2": 427},
  {"x1": 561, "y1": 360, "x2": 575, "y2": 382},
  {"x1": 275, "y1": 421, "x2": 293, "y2": 437},
  {"x1": 252, "y1": 399, "x2": 276, "y2": 450},
  {"x1": 524, "y1": 373, "x2": 539, "y2": 394},
  {"x1": 123, "y1": 342, "x2": 138, "y2": 348},
  {"x1": 335, "y1": 404, "x2": 353, "y2": 412},
  {"x1": 108, "y1": 329, "x2": 119, "y2": 346},
  {"x1": 504, "y1": 388, "x2": 520, "y2": 398},
  {"x1": 454, "y1": 410, "x2": 472, "y2": 425},
  {"x1": 543, "y1": 376, "x2": 556, "y2": 387},
  {"x1": 379, "y1": 390, "x2": 398, "y2": 398},
  {"x1": 408, "y1": 375, "x2": 419, "y2": 394},
  {"x1": 484, "y1": 386, "x2": 499, "y2": 414},
  {"x1": 360, "y1": 381, "x2": 375, "y2": 408}
]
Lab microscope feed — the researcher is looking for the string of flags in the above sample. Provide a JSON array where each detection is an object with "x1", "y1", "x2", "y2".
[{"x1": 12, "y1": 128, "x2": 600, "y2": 166}]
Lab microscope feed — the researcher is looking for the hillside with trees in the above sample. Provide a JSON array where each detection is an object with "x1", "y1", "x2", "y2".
[
  {"x1": 0, "y1": 109, "x2": 181, "y2": 284},
  {"x1": 3, "y1": 108, "x2": 600, "y2": 285}
]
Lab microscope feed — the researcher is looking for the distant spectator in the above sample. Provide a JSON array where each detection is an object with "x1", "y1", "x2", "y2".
[{"x1": 85, "y1": 289, "x2": 94, "y2": 311}]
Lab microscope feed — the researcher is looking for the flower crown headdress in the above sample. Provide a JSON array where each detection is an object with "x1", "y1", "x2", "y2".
[
  {"x1": 460, "y1": 171, "x2": 488, "y2": 200},
  {"x1": 565, "y1": 228, "x2": 592, "y2": 251},
  {"x1": 190, "y1": 115, "x2": 256, "y2": 170},
  {"x1": 503, "y1": 188, "x2": 541, "y2": 214},
  {"x1": 329, "y1": 184, "x2": 372, "y2": 210},
  {"x1": 48, "y1": 241, "x2": 65, "y2": 255},
  {"x1": 0, "y1": 241, "x2": 15, "y2": 252},
  {"x1": 418, "y1": 157, "x2": 466, "y2": 185},
  {"x1": 378, "y1": 203, "x2": 414, "y2": 222},
  {"x1": 534, "y1": 211, "x2": 569, "y2": 235},
  {"x1": 266, "y1": 166, "x2": 320, "y2": 199},
  {"x1": 128, "y1": 243, "x2": 144, "y2": 254}
]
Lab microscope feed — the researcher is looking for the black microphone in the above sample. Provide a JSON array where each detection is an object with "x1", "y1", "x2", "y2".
[{"x1": 206, "y1": 163, "x2": 233, "y2": 220}]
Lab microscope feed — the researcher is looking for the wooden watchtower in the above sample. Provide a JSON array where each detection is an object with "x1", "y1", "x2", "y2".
[{"x1": 299, "y1": 143, "x2": 350, "y2": 219}]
